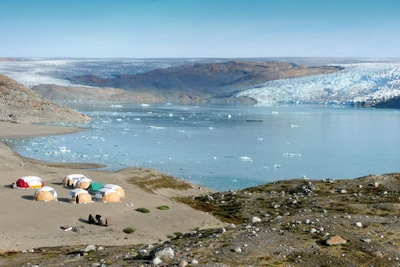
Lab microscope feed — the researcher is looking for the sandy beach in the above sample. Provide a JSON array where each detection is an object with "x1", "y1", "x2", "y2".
[{"x1": 0, "y1": 122, "x2": 224, "y2": 251}]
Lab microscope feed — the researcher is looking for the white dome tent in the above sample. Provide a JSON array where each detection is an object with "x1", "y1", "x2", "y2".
[
  {"x1": 68, "y1": 188, "x2": 92, "y2": 204},
  {"x1": 75, "y1": 177, "x2": 93, "y2": 189},
  {"x1": 34, "y1": 186, "x2": 58, "y2": 202},
  {"x1": 94, "y1": 187, "x2": 120, "y2": 203},
  {"x1": 62, "y1": 174, "x2": 87, "y2": 187},
  {"x1": 102, "y1": 184, "x2": 125, "y2": 197}
]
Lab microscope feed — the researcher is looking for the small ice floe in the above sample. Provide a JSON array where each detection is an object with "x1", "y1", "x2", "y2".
[
  {"x1": 213, "y1": 156, "x2": 217, "y2": 160},
  {"x1": 209, "y1": 127, "x2": 214, "y2": 130},
  {"x1": 290, "y1": 124, "x2": 299, "y2": 128},
  {"x1": 257, "y1": 137, "x2": 263, "y2": 141},
  {"x1": 149, "y1": 126, "x2": 165, "y2": 130},
  {"x1": 227, "y1": 114, "x2": 232, "y2": 118},
  {"x1": 116, "y1": 118, "x2": 122, "y2": 122},
  {"x1": 272, "y1": 111, "x2": 278, "y2": 114},
  {"x1": 240, "y1": 156, "x2": 253, "y2": 162},
  {"x1": 133, "y1": 118, "x2": 141, "y2": 121},
  {"x1": 282, "y1": 153, "x2": 301, "y2": 157},
  {"x1": 274, "y1": 164, "x2": 281, "y2": 169},
  {"x1": 169, "y1": 113, "x2": 173, "y2": 117},
  {"x1": 110, "y1": 104, "x2": 123, "y2": 108},
  {"x1": 300, "y1": 175, "x2": 309, "y2": 179},
  {"x1": 141, "y1": 103, "x2": 150, "y2": 107}
]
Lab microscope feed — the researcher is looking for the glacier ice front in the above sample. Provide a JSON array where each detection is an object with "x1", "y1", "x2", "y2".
[{"x1": 236, "y1": 62, "x2": 400, "y2": 106}]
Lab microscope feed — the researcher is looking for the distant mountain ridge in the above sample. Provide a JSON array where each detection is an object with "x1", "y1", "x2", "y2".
[{"x1": 67, "y1": 61, "x2": 341, "y2": 103}]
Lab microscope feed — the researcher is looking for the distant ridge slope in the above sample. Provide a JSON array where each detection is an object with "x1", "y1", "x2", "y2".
[
  {"x1": 0, "y1": 74, "x2": 90, "y2": 123},
  {"x1": 68, "y1": 61, "x2": 341, "y2": 103}
]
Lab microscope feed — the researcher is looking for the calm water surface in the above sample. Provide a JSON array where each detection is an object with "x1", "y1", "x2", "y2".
[{"x1": 10, "y1": 104, "x2": 400, "y2": 190}]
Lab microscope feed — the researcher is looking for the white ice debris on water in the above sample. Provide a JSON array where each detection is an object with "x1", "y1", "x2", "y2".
[
  {"x1": 282, "y1": 153, "x2": 301, "y2": 157},
  {"x1": 240, "y1": 156, "x2": 253, "y2": 162},
  {"x1": 236, "y1": 62, "x2": 400, "y2": 105}
]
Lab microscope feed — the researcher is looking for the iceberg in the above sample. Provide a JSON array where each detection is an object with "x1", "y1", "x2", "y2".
[{"x1": 240, "y1": 156, "x2": 253, "y2": 162}]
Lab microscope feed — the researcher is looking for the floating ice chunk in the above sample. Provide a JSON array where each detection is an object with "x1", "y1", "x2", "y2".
[
  {"x1": 290, "y1": 124, "x2": 299, "y2": 128},
  {"x1": 272, "y1": 111, "x2": 278, "y2": 114},
  {"x1": 141, "y1": 103, "x2": 150, "y2": 107},
  {"x1": 282, "y1": 153, "x2": 301, "y2": 157},
  {"x1": 240, "y1": 156, "x2": 253, "y2": 162},
  {"x1": 133, "y1": 118, "x2": 141, "y2": 121},
  {"x1": 110, "y1": 104, "x2": 123, "y2": 108},
  {"x1": 169, "y1": 113, "x2": 173, "y2": 117},
  {"x1": 149, "y1": 126, "x2": 165, "y2": 129},
  {"x1": 209, "y1": 127, "x2": 214, "y2": 130},
  {"x1": 300, "y1": 175, "x2": 308, "y2": 179},
  {"x1": 116, "y1": 118, "x2": 122, "y2": 122},
  {"x1": 213, "y1": 157, "x2": 217, "y2": 160},
  {"x1": 257, "y1": 138, "x2": 263, "y2": 141},
  {"x1": 227, "y1": 114, "x2": 232, "y2": 118},
  {"x1": 274, "y1": 164, "x2": 281, "y2": 169}
]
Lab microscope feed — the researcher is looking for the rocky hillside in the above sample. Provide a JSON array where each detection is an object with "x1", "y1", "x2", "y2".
[
  {"x1": 0, "y1": 74, "x2": 90, "y2": 123},
  {"x1": 61, "y1": 61, "x2": 341, "y2": 103},
  {"x1": 2, "y1": 173, "x2": 400, "y2": 266}
]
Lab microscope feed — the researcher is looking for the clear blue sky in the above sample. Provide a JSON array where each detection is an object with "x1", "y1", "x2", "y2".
[{"x1": 1, "y1": 0, "x2": 400, "y2": 58}]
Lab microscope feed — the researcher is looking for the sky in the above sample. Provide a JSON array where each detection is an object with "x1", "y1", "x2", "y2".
[{"x1": 1, "y1": 0, "x2": 400, "y2": 58}]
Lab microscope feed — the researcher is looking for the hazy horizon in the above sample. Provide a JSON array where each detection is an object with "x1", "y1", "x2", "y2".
[{"x1": 1, "y1": 0, "x2": 400, "y2": 58}]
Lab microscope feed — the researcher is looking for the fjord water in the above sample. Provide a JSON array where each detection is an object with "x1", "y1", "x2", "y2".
[{"x1": 12, "y1": 104, "x2": 400, "y2": 191}]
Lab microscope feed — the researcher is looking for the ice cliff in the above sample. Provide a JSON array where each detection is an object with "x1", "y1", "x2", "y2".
[{"x1": 236, "y1": 63, "x2": 400, "y2": 107}]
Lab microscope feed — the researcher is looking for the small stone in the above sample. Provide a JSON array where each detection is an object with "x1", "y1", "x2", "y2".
[
  {"x1": 249, "y1": 216, "x2": 261, "y2": 223},
  {"x1": 325, "y1": 235, "x2": 347, "y2": 246},
  {"x1": 371, "y1": 250, "x2": 384, "y2": 258},
  {"x1": 179, "y1": 260, "x2": 189, "y2": 267},
  {"x1": 360, "y1": 238, "x2": 372, "y2": 243},
  {"x1": 233, "y1": 247, "x2": 242, "y2": 253},
  {"x1": 191, "y1": 259, "x2": 199, "y2": 265},
  {"x1": 84, "y1": 244, "x2": 97, "y2": 252},
  {"x1": 354, "y1": 222, "x2": 363, "y2": 227}
]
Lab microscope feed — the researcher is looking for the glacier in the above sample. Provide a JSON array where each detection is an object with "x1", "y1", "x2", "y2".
[{"x1": 236, "y1": 62, "x2": 400, "y2": 106}]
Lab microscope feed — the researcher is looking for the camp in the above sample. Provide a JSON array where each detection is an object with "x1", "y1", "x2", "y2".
[
  {"x1": 102, "y1": 184, "x2": 125, "y2": 197},
  {"x1": 94, "y1": 187, "x2": 120, "y2": 203},
  {"x1": 16, "y1": 176, "x2": 44, "y2": 189},
  {"x1": 75, "y1": 177, "x2": 93, "y2": 189},
  {"x1": 68, "y1": 188, "x2": 92, "y2": 204},
  {"x1": 33, "y1": 186, "x2": 58, "y2": 202},
  {"x1": 62, "y1": 174, "x2": 86, "y2": 187}
]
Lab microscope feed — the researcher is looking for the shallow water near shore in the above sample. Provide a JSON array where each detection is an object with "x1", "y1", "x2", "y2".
[{"x1": 10, "y1": 103, "x2": 400, "y2": 191}]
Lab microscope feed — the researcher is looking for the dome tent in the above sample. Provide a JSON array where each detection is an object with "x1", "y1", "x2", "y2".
[
  {"x1": 16, "y1": 176, "x2": 44, "y2": 189},
  {"x1": 75, "y1": 177, "x2": 93, "y2": 189},
  {"x1": 34, "y1": 186, "x2": 57, "y2": 202},
  {"x1": 94, "y1": 187, "x2": 120, "y2": 203},
  {"x1": 68, "y1": 189, "x2": 92, "y2": 204},
  {"x1": 62, "y1": 174, "x2": 86, "y2": 187},
  {"x1": 102, "y1": 184, "x2": 125, "y2": 197}
]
